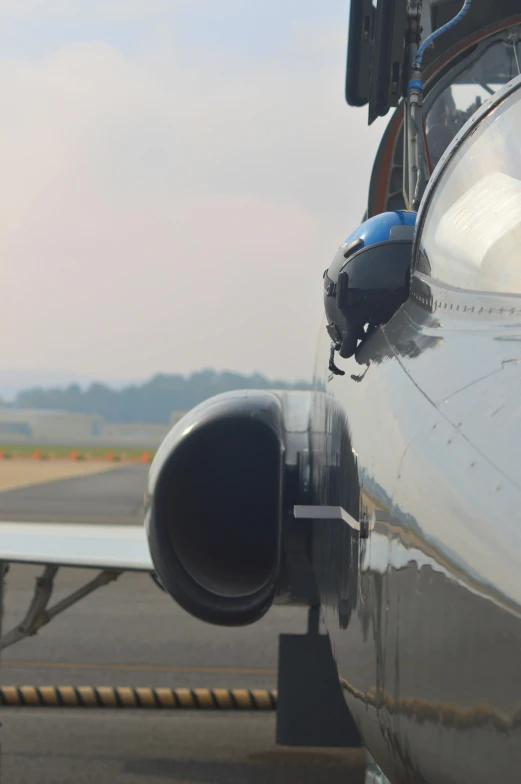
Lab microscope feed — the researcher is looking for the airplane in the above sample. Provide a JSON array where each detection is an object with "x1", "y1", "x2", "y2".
[{"x1": 2, "y1": 1, "x2": 521, "y2": 782}]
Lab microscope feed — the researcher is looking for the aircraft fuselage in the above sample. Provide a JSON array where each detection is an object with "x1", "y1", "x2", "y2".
[{"x1": 309, "y1": 276, "x2": 521, "y2": 782}]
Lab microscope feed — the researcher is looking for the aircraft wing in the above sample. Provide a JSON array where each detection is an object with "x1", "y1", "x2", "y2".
[{"x1": 0, "y1": 522, "x2": 153, "y2": 572}]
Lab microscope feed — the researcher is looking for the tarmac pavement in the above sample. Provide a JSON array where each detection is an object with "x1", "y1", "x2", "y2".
[{"x1": 0, "y1": 464, "x2": 365, "y2": 783}]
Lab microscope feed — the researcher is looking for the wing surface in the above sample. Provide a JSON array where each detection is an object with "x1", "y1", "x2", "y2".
[{"x1": 0, "y1": 522, "x2": 153, "y2": 571}]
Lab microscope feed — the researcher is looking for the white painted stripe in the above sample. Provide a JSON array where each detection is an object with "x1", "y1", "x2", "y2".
[{"x1": 293, "y1": 505, "x2": 362, "y2": 531}]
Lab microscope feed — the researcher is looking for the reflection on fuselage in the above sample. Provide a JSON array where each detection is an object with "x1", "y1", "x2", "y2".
[{"x1": 309, "y1": 277, "x2": 521, "y2": 781}]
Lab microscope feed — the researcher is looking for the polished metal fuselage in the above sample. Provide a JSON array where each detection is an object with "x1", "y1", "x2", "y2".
[{"x1": 309, "y1": 272, "x2": 521, "y2": 783}]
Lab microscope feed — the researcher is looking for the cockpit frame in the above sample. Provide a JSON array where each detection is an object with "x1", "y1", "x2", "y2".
[{"x1": 366, "y1": 16, "x2": 521, "y2": 218}]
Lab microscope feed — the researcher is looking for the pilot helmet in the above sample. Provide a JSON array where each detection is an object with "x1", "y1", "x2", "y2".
[{"x1": 323, "y1": 210, "x2": 416, "y2": 359}]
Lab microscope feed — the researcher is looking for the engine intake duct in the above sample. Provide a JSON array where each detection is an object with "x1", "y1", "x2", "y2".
[{"x1": 146, "y1": 391, "x2": 287, "y2": 626}]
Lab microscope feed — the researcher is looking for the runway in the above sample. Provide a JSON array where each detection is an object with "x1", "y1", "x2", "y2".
[
  {"x1": 0, "y1": 462, "x2": 148, "y2": 524},
  {"x1": 0, "y1": 463, "x2": 364, "y2": 783},
  {"x1": 2, "y1": 710, "x2": 365, "y2": 784}
]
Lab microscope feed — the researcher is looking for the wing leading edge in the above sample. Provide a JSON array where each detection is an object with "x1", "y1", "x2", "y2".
[{"x1": 0, "y1": 522, "x2": 153, "y2": 572}]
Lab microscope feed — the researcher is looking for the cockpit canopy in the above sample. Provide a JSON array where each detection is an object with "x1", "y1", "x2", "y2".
[
  {"x1": 415, "y1": 74, "x2": 521, "y2": 295},
  {"x1": 346, "y1": 0, "x2": 521, "y2": 124},
  {"x1": 426, "y1": 25, "x2": 521, "y2": 168},
  {"x1": 367, "y1": 20, "x2": 521, "y2": 217}
]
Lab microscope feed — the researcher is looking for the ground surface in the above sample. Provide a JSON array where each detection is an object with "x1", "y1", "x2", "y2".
[
  {"x1": 0, "y1": 463, "x2": 365, "y2": 783},
  {"x1": 1, "y1": 710, "x2": 365, "y2": 784},
  {"x1": 0, "y1": 462, "x2": 146, "y2": 523},
  {"x1": 0, "y1": 444, "x2": 153, "y2": 459},
  {"x1": 0, "y1": 459, "x2": 121, "y2": 493}
]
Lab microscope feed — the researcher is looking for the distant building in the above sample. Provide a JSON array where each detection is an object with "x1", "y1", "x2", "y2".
[
  {"x1": 100, "y1": 422, "x2": 171, "y2": 446},
  {"x1": 0, "y1": 409, "x2": 103, "y2": 443},
  {"x1": 0, "y1": 408, "x2": 189, "y2": 447}
]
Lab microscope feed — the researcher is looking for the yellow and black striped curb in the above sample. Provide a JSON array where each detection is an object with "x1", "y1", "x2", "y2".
[{"x1": 0, "y1": 686, "x2": 277, "y2": 710}]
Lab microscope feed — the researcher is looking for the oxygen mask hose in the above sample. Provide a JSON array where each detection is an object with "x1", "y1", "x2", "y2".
[{"x1": 414, "y1": 0, "x2": 472, "y2": 72}]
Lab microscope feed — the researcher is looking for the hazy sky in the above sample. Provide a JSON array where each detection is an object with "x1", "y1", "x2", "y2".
[{"x1": 1, "y1": 1, "x2": 385, "y2": 382}]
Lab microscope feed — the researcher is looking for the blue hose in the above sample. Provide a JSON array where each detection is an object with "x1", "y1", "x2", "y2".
[{"x1": 415, "y1": 0, "x2": 472, "y2": 68}]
